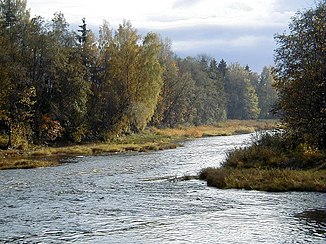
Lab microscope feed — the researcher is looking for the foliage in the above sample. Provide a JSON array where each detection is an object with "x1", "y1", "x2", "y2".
[
  {"x1": 224, "y1": 63, "x2": 260, "y2": 120},
  {"x1": 0, "y1": 1, "x2": 278, "y2": 148},
  {"x1": 224, "y1": 132, "x2": 326, "y2": 170},
  {"x1": 273, "y1": 2, "x2": 326, "y2": 150},
  {"x1": 98, "y1": 21, "x2": 164, "y2": 134},
  {"x1": 257, "y1": 67, "x2": 277, "y2": 118},
  {"x1": 151, "y1": 39, "x2": 195, "y2": 127}
]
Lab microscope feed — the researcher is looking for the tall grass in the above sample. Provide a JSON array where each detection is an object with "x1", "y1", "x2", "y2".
[
  {"x1": 199, "y1": 167, "x2": 326, "y2": 192},
  {"x1": 200, "y1": 130, "x2": 326, "y2": 192},
  {"x1": 223, "y1": 132, "x2": 326, "y2": 170}
]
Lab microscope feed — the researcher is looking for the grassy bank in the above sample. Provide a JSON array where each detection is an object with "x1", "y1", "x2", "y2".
[
  {"x1": 199, "y1": 132, "x2": 326, "y2": 192},
  {"x1": 0, "y1": 119, "x2": 277, "y2": 170},
  {"x1": 199, "y1": 167, "x2": 326, "y2": 192}
]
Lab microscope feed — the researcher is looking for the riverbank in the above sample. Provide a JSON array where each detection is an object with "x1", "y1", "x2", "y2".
[
  {"x1": 0, "y1": 120, "x2": 276, "y2": 170},
  {"x1": 199, "y1": 132, "x2": 326, "y2": 192},
  {"x1": 199, "y1": 167, "x2": 326, "y2": 192}
]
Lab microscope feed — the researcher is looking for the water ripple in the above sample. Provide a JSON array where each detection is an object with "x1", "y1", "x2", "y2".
[{"x1": 0, "y1": 134, "x2": 325, "y2": 243}]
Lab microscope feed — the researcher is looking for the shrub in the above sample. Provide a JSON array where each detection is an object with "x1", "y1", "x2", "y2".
[{"x1": 223, "y1": 144, "x2": 287, "y2": 169}]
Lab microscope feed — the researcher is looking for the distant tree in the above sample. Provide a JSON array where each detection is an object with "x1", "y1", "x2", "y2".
[
  {"x1": 77, "y1": 17, "x2": 87, "y2": 44},
  {"x1": 178, "y1": 55, "x2": 227, "y2": 125},
  {"x1": 273, "y1": 2, "x2": 326, "y2": 150},
  {"x1": 218, "y1": 59, "x2": 227, "y2": 79},
  {"x1": 225, "y1": 63, "x2": 260, "y2": 119},
  {"x1": 85, "y1": 20, "x2": 113, "y2": 139},
  {"x1": 209, "y1": 58, "x2": 227, "y2": 121},
  {"x1": 257, "y1": 66, "x2": 277, "y2": 119},
  {"x1": 151, "y1": 39, "x2": 195, "y2": 127}
]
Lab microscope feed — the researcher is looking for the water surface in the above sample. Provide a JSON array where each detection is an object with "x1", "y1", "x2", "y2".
[{"x1": 0, "y1": 134, "x2": 325, "y2": 243}]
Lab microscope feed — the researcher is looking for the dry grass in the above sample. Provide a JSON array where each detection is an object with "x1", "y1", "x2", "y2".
[
  {"x1": 154, "y1": 120, "x2": 278, "y2": 138},
  {"x1": 200, "y1": 167, "x2": 326, "y2": 192},
  {"x1": 200, "y1": 130, "x2": 326, "y2": 192},
  {"x1": 0, "y1": 120, "x2": 277, "y2": 170},
  {"x1": 0, "y1": 158, "x2": 59, "y2": 170}
]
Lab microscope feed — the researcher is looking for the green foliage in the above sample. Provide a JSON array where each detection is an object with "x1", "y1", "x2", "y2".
[
  {"x1": 151, "y1": 39, "x2": 195, "y2": 127},
  {"x1": 273, "y1": 2, "x2": 326, "y2": 150},
  {"x1": 101, "y1": 21, "x2": 163, "y2": 134},
  {"x1": 177, "y1": 56, "x2": 227, "y2": 125},
  {"x1": 225, "y1": 63, "x2": 260, "y2": 120},
  {"x1": 257, "y1": 66, "x2": 277, "y2": 118}
]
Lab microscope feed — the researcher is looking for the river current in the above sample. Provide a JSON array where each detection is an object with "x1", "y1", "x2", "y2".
[{"x1": 0, "y1": 134, "x2": 325, "y2": 243}]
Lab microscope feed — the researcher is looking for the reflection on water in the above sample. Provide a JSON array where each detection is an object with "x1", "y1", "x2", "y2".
[
  {"x1": 295, "y1": 209, "x2": 326, "y2": 238},
  {"x1": 0, "y1": 134, "x2": 325, "y2": 243}
]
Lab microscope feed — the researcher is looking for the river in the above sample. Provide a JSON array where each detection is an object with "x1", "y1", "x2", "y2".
[{"x1": 0, "y1": 134, "x2": 325, "y2": 243}]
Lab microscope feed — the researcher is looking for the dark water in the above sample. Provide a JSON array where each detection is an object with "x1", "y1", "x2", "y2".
[{"x1": 0, "y1": 134, "x2": 325, "y2": 243}]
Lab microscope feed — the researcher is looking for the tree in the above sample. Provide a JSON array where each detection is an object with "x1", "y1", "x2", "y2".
[
  {"x1": 218, "y1": 59, "x2": 227, "y2": 79},
  {"x1": 151, "y1": 39, "x2": 195, "y2": 127},
  {"x1": 257, "y1": 66, "x2": 277, "y2": 118},
  {"x1": 85, "y1": 20, "x2": 112, "y2": 139},
  {"x1": 0, "y1": 0, "x2": 36, "y2": 148},
  {"x1": 177, "y1": 56, "x2": 227, "y2": 125},
  {"x1": 103, "y1": 21, "x2": 163, "y2": 134},
  {"x1": 273, "y1": 2, "x2": 326, "y2": 150},
  {"x1": 224, "y1": 63, "x2": 260, "y2": 119},
  {"x1": 41, "y1": 12, "x2": 91, "y2": 142}
]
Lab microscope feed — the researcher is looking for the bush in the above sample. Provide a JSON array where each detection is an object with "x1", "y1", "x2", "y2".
[
  {"x1": 199, "y1": 167, "x2": 228, "y2": 188},
  {"x1": 223, "y1": 131, "x2": 326, "y2": 170},
  {"x1": 224, "y1": 132, "x2": 288, "y2": 169}
]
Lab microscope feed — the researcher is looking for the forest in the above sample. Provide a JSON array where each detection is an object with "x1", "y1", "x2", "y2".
[{"x1": 0, "y1": 0, "x2": 278, "y2": 148}]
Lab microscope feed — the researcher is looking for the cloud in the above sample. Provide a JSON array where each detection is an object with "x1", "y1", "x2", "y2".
[
  {"x1": 226, "y1": 1, "x2": 253, "y2": 12},
  {"x1": 172, "y1": 0, "x2": 201, "y2": 9},
  {"x1": 172, "y1": 36, "x2": 263, "y2": 52},
  {"x1": 26, "y1": 0, "x2": 314, "y2": 72},
  {"x1": 273, "y1": 0, "x2": 315, "y2": 12},
  {"x1": 140, "y1": 22, "x2": 278, "y2": 71}
]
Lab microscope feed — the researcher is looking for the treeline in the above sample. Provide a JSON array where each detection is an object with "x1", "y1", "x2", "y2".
[
  {"x1": 200, "y1": 2, "x2": 326, "y2": 192},
  {"x1": 0, "y1": 0, "x2": 277, "y2": 147}
]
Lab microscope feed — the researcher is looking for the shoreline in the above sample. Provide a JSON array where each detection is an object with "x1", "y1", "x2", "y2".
[{"x1": 0, "y1": 120, "x2": 277, "y2": 170}]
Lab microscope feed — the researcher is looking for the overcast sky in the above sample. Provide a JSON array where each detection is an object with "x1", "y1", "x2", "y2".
[{"x1": 26, "y1": 0, "x2": 314, "y2": 72}]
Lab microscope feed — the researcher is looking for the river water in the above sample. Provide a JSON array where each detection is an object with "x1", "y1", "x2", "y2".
[{"x1": 0, "y1": 134, "x2": 325, "y2": 243}]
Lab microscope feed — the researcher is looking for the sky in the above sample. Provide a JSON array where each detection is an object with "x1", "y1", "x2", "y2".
[{"x1": 26, "y1": 0, "x2": 314, "y2": 73}]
